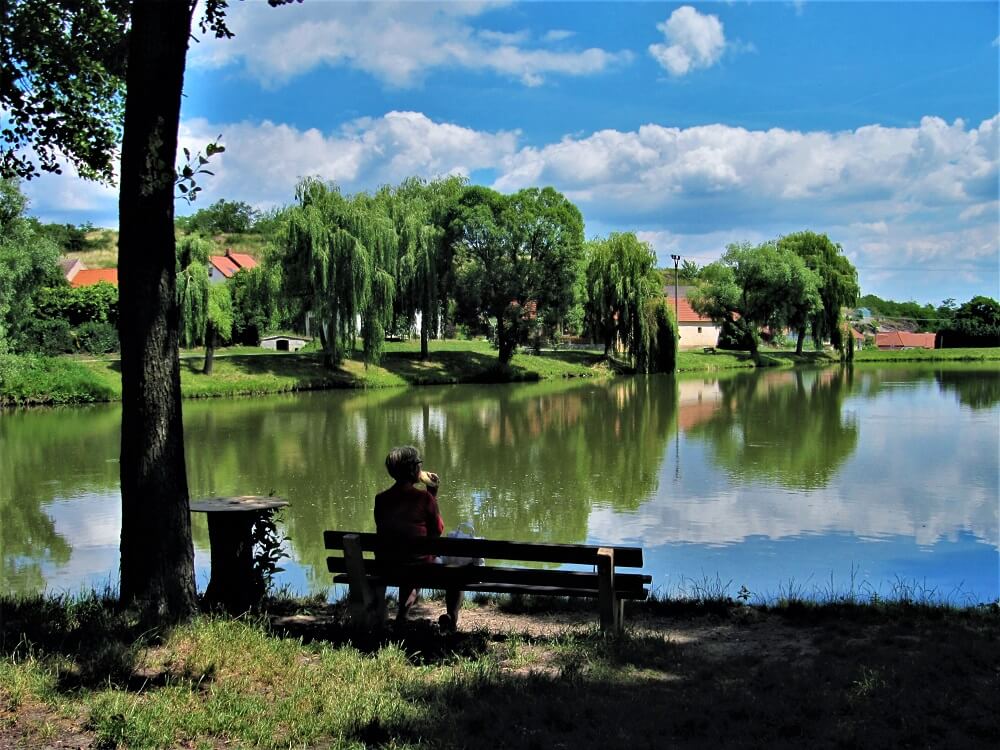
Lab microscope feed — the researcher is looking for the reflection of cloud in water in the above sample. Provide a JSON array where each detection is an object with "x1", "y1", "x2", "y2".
[
  {"x1": 41, "y1": 492, "x2": 214, "y2": 592},
  {"x1": 590, "y1": 375, "x2": 998, "y2": 549}
]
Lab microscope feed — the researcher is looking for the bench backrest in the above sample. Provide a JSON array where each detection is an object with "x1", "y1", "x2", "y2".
[{"x1": 323, "y1": 530, "x2": 644, "y2": 568}]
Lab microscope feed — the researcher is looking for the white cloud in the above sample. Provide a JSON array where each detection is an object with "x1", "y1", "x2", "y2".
[
  {"x1": 22, "y1": 111, "x2": 999, "y2": 301},
  {"x1": 649, "y1": 6, "x2": 726, "y2": 76},
  {"x1": 190, "y1": 2, "x2": 630, "y2": 88},
  {"x1": 176, "y1": 112, "x2": 520, "y2": 208},
  {"x1": 543, "y1": 29, "x2": 576, "y2": 42}
]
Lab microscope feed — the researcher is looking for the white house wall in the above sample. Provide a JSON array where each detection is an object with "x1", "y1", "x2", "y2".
[{"x1": 677, "y1": 324, "x2": 720, "y2": 348}]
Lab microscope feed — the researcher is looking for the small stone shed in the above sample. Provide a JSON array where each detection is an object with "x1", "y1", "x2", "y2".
[{"x1": 259, "y1": 334, "x2": 310, "y2": 352}]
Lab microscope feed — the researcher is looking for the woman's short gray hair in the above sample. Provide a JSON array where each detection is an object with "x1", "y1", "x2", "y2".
[{"x1": 385, "y1": 445, "x2": 422, "y2": 481}]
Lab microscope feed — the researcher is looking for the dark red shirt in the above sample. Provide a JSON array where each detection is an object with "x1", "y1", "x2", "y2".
[{"x1": 374, "y1": 483, "x2": 444, "y2": 561}]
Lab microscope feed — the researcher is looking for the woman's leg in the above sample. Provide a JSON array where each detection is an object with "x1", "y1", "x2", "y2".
[{"x1": 397, "y1": 585, "x2": 419, "y2": 620}]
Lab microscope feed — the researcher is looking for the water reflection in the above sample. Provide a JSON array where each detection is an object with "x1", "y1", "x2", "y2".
[
  {"x1": 687, "y1": 368, "x2": 858, "y2": 489},
  {"x1": 1, "y1": 365, "x2": 997, "y2": 600}
]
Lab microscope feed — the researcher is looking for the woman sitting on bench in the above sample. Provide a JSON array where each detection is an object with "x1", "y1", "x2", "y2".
[{"x1": 374, "y1": 446, "x2": 463, "y2": 631}]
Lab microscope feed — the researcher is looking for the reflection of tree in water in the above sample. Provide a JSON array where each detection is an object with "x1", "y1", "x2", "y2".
[
  {"x1": 935, "y1": 367, "x2": 1000, "y2": 410},
  {"x1": 181, "y1": 378, "x2": 677, "y2": 585},
  {"x1": 0, "y1": 407, "x2": 120, "y2": 593},
  {"x1": 688, "y1": 368, "x2": 857, "y2": 490}
]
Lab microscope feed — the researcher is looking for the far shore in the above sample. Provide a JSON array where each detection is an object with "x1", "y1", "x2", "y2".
[{"x1": 2, "y1": 340, "x2": 998, "y2": 407}]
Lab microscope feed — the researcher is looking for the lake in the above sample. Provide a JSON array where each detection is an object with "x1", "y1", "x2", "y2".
[{"x1": 2, "y1": 364, "x2": 998, "y2": 603}]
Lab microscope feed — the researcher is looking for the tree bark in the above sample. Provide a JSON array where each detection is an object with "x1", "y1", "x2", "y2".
[
  {"x1": 203, "y1": 323, "x2": 216, "y2": 375},
  {"x1": 795, "y1": 326, "x2": 805, "y2": 355},
  {"x1": 496, "y1": 311, "x2": 515, "y2": 365},
  {"x1": 420, "y1": 289, "x2": 430, "y2": 360},
  {"x1": 118, "y1": 0, "x2": 198, "y2": 620}
]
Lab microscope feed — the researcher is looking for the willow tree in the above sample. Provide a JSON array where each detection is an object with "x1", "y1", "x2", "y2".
[
  {"x1": 382, "y1": 177, "x2": 465, "y2": 359},
  {"x1": 777, "y1": 231, "x2": 859, "y2": 355},
  {"x1": 280, "y1": 178, "x2": 396, "y2": 367},
  {"x1": 175, "y1": 235, "x2": 233, "y2": 373},
  {"x1": 583, "y1": 233, "x2": 661, "y2": 363}
]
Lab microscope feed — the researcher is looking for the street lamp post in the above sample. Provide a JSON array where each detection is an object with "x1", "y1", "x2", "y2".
[{"x1": 670, "y1": 254, "x2": 681, "y2": 330}]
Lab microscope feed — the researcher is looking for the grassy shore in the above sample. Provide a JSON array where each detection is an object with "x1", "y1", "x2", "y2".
[
  {"x1": 3, "y1": 343, "x2": 999, "y2": 407},
  {"x1": 1, "y1": 591, "x2": 997, "y2": 749}
]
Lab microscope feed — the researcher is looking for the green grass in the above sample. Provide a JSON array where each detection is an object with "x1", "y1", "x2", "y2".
[
  {"x1": 0, "y1": 354, "x2": 119, "y2": 406},
  {"x1": 1, "y1": 592, "x2": 997, "y2": 749},
  {"x1": 6, "y1": 344, "x2": 998, "y2": 407},
  {"x1": 855, "y1": 346, "x2": 1000, "y2": 362}
]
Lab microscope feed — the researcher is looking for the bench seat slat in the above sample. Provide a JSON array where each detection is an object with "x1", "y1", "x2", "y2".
[
  {"x1": 331, "y1": 575, "x2": 650, "y2": 601},
  {"x1": 326, "y1": 557, "x2": 651, "y2": 592},
  {"x1": 323, "y1": 531, "x2": 644, "y2": 568}
]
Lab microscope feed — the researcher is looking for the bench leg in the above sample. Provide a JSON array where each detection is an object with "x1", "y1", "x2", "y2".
[
  {"x1": 343, "y1": 534, "x2": 384, "y2": 627},
  {"x1": 597, "y1": 547, "x2": 621, "y2": 635}
]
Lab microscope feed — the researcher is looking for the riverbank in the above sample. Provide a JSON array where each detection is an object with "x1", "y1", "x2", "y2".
[
  {"x1": 3, "y1": 343, "x2": 999, "y2": 407},
  {"x1": 1, "y1": 592, "x2": 996, "y2": 749}
]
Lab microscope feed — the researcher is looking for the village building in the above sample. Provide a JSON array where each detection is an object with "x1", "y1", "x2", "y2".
[
  {"x1": 69, "y1": 268, "x2": 118, "y2": 287},
  {"x1": 208, "y1": 249, "x2": 258, "y2": 282},
  {"x1": 875, "y1": 331, "x2": 936, "y2": 350},
  {"x1": 259, "y1": 334, "x2": 310, "y2": 352},
  {"x1": 665, "y1": 286, "x2": 720, "y2": 349}
]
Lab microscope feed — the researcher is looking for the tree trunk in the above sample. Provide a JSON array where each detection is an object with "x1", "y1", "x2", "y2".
[
  {"x1": 795, "y1": 326, "x2": 805, "y2": 355},
  {"x1": 117, "y1": 0, "x2": 197, "y2": 620},
  {"x1": 317, "y1": 320, "x2": 334, "y2": 369},
  {"x1": 420, "y1": 290, "x2": 430, "y2": 360},
  {"x1": 497, "y1": 312, "x2": 514, "y2": 365},
  {"x1": 203, "y1": 323, "x2": 216, "y2": 375}
]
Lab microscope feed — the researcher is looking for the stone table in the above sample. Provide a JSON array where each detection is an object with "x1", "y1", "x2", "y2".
[{"x1": 191, "y1": 495, "x2": 288, "y2": 613}]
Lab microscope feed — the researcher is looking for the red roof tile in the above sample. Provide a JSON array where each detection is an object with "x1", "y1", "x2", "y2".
[
  {"x1": 876, "y1": 331, "x2": 936, "y2": 349},
  {"x1": 69, "y1": 268, "x2": 118, "y2": 287},
  {"x1": 666, "y1": 296, "x2": 715, "y2": 325},
  {"x1": 209, "y1": 255, "x2": 240, "y2": 278},
  {"x1": 226, "y1": 251, "x2": 258, "y2": 270}
]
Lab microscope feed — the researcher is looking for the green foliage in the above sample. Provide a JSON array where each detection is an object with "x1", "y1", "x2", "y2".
[
  {"x1": 76, "y1": 320, "x2": 119, "y2": 354},
  {"x1": 229, "y1": 265, "x2": 280, "y2": 345},
  {"x1": 778, "y1": 231, "x2": 859, "y2": 351},
  {"x1": 452, "y1": 185, "x2": 585, "y2": 363},
  {"x1": 857, "y1": 294, "x2": 939, "y2": 330},
  {"x1": 584, "y1": 233, "x2": 661, "y2": 364},
  {"x1": 0, "y1": 353, "x2": 118, "y2": 405},
  {"x1": 690, "y1": 241, "x2": 821, "y2": 363},
  {"x1": 176, "y1": 236, "x2": 213, "y2": 348},
  {"x1": 15, "y1": 317, "x2": 73, "y2": 355},
  {"x1": 0, "y1": 179, "x2": 63, "y2": 352},
  {"x1": 34, "y1": 281, "x2": 118, "y2": 326},
  {"x1": 33, "y1": 221, "x2": 89, "y2": 252},
  {"x1": 938, "y1": 296, "x2": 1000, "y2": 348},
  {"x1": 637, "y1": 297, "x2": 678, "y2": 373},
  {"x1": 177, "y1": 198, "x2": 259, "y2": 234},
  {"x1": 207, "y1": 283, "x2": 234, "y2": 340},
  {"x1": 1, "y1": 0, "x2": 128, "y2": 182}
]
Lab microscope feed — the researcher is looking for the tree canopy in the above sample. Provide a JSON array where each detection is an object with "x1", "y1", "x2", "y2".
[
  {"x1": 690, "y1": 241, "x2": 821, "y2": 363},
  {"x1": 0, "y1": 179, "x2": 62, "y2": 352},
  {"x1": 452, "y1": 185, "x2": 584, "y2": 364},
  {"x1": 1, "y1": 0, "x2": 129, "y2": 182},
  {"x1": 777, "y1": 231, "x2": 859, "y2": 354},
  {"x1": 583, "y1": 232, "x2": 661, "y2": 361}
]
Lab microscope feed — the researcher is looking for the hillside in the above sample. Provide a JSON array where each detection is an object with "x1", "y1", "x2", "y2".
[{"x1": 63, "y1": 230, "x2": 269, "y2": 269}]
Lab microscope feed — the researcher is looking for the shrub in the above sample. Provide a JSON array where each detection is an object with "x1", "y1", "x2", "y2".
[
  {"x1": 16, "y1": 318, "x2": 74, "y2": 355},
  {"x1": 77, "y1": 321, "x2": 119, "y2": 354},
  {"x1": 35, "y1": 282, "x2": 118, "y2": 326}
]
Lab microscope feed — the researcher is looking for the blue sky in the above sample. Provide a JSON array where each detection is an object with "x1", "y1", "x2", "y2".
[{"x1": 23, "y1": 1, "x2": 1000, "y2": 305}]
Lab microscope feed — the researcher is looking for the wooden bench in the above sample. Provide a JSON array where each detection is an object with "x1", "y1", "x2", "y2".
[{"x1": 324, "y1": 531, "x2": 651, "y2": 634}]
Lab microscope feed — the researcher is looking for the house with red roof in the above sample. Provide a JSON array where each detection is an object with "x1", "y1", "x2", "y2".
[
  {"x1": 208, "y1": 249, "x2": 258, "y2": 283},
  {"x1": 875, "y1": 331, "x2": 936, "y2": 350},
  {"x1": 69, "y1": 268, "x2": 118, "y2": 287},
  {"x1": 666, "y1": 286, "x2": 720, "y2": 349}
]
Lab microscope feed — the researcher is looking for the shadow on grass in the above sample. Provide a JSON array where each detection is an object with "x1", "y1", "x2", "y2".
[{"x1": 3, "y1": 593, "x2": 998, "y2": 748}]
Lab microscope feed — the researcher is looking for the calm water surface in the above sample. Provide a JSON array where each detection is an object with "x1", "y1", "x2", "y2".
[{"x1": 2, "y1": 365, "x2": 998, "y2": 602}]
